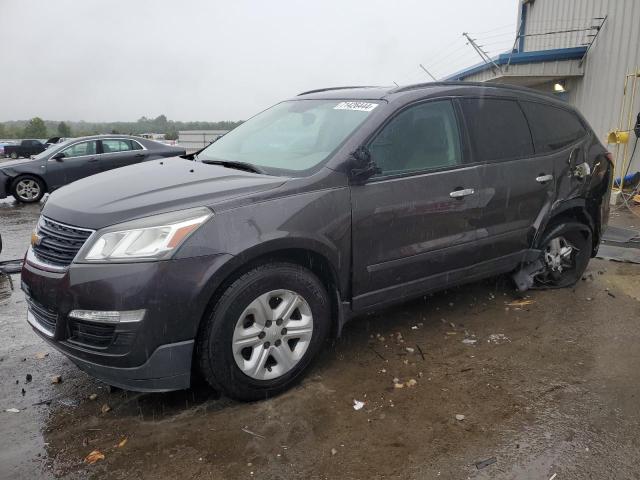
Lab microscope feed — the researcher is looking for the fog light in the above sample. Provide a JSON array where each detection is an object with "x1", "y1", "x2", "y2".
[{"x1": 68, "y1": 309, "x2": 146, "y2": 324}]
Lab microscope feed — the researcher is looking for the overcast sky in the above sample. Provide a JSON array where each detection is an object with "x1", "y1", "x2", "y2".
[{"x1": 0, "y1": 0, "x2": 517, "y2": 122}]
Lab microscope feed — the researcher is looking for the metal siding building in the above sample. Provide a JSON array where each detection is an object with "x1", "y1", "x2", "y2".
[
  {"x1": 178, "y1": 130, "x2": 229, "y2": 153},
  {"x1": 449, "y1": 0, "x2": 640, "y2": 171}
]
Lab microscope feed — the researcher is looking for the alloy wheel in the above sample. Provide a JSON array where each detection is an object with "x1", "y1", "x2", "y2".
[{"x1": 15, "y1": 179, "x2": 41, "y2": 201}]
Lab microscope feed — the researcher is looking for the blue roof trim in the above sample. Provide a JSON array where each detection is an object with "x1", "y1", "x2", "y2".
[{"x1": 444, "y1": 46, "x2": 587, "y2": 81}]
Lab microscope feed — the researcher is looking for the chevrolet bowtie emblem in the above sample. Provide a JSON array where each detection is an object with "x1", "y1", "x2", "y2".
[{"x1": 31, "y1": 231, "x2": 42, "y2": 247}]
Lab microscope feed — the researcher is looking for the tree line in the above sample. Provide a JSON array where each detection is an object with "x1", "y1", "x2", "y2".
[{"x1": 0, "y1": 115, "x2": 243, "y2": 140}]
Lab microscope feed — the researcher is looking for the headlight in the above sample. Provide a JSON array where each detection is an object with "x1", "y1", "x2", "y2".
[{"x1": 78, "y1": 207, "x2": 212, "y2": 262}]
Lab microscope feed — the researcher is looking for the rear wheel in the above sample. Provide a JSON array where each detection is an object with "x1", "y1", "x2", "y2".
[
  {"x1": 11, "y1": 175, "x2": 45, "y2": 203},
  {"x1": 534, "y1": 222, "x2": 592, "y2": 288},
  {"x1": 196, "y1": 262, "x2": 330, "y2": 401}
]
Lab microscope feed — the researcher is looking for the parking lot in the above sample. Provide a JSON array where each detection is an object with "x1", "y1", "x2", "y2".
[{"x1": 0, "y1": 197, "x2": 638, "y2": 479}]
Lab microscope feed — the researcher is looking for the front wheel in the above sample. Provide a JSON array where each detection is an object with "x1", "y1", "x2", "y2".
[
  {"x1": 534, "y1": 222, "x2": 592, "y2": 288},
  {"x1": 9, "y1": 152, "x2": 18, "y2": 159},
  {"x1": 196, "y1": 262, "x2": 330, "y2": 401},
  {"x1": 11, "y1": 175, "x2": 45, "y2": 203}
]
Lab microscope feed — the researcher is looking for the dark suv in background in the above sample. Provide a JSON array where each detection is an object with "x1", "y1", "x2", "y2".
[{"x1": 21, "y1": 82, "x2": 612, "y2": 401}]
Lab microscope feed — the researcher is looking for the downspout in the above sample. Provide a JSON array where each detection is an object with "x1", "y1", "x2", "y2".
[{"x1": 518, "y1": 1, "x2": 528, "y2": 52}]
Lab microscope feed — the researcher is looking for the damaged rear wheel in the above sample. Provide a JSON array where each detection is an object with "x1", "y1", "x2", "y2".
[{"x1": 533, "y1": 222, "x2": 592, "y2": 289}]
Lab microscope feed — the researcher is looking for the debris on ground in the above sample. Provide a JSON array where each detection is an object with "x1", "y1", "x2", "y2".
[
  {"x1": 331, "y1": 448, "x2": 338, "y2": 456},
  {"x1": 21, "y1": 388, "x2": 25, "y2": 396},
  {"x1": 35, "y1": 352, "x2": 49, "y2": 360},
  {"x1": 506, "y1": 299, "x2": 534, "y2": 307},
  {"x1": 25, "y1": 374, "x2": 32, "y2": 383},
  {"x1": 406, "y1": 379, "x2": 417, "y2": 387},
  {"x1": 5, "y1": 408, "x2": 20, "y2": 413},
  {"x1": 488, "y1": 334, "x2": 510, "y2": 344},
  {"x1": 88, "y1": 393, "x2": 98, "y2": 401},
  {"x1": 241, "y1": 427, "x2": 265, "y2": 439},
  {"x1": 549, "y1": 474, "x2": 558, "y2": 480},
  {"x1": 51, "y1": 375, "x2": 62, "y2": 384},
  {"x1": 101, "y1": 404, "x2": 111, "y2": 414},
  {"x1": 475, "y1": 457, "x2": 497, "y2": 469},
  {"x1": 84, "y1": 450, "x2": 105, "y2": 465},
  {"x1": 462, "y1": 338, "x2": 477, "y2": 345},
  {"x1": 455, "y1": 414, "x2": 465, "y2": 421},
  {"x1": 116, "y1": 437, "x2": 128, "y2": 448},
  {"x1": 394, "y1": 382, "x2": 404, "y2": 389},
  {"x1": 405, "y1": 347, "x2": 415, "y2": 353},
  {"x1": 353, "y1": 399, "x2": 365, "y2": 410}
]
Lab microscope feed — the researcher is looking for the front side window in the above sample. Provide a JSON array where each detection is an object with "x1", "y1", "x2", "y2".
[
  {"x1": 520, "y1": 101, "x2": 587, "y2": 153},
  {"x1": 460, "y1": 98, "x2": 533, "y2": 162},
  {"x1": 102, "y1": 139, "x2": 133, "y2": 153},
  {"x1": 60, "y1": 141, "x2": 97, "y2": 158},
  {"x1": 196, "y1": 100, "x2": 379, "y2": 173},
  {"x1": 369, "y1": 100, "x2": 462, "y2": 176}
]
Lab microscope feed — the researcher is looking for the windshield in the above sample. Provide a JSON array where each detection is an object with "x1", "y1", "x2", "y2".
[
  {"x1": 32, "y1": 138, "x2": 76, "y2": 160},
  {"x1": 196, "y1": 100, "x2": 380, "y2": 173}
]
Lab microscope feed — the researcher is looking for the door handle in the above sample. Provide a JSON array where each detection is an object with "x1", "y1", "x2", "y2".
[
  {"x1": 449, "y1": 188, "x2": 475, "y2": 198},
  {"x1": 134, "y1": 153, "x2": 145, "y2": 158},
  {"x1": 536, "y1": 174, "x2": 553, "y2": 183},
  {"x1": 87, "y1": 158, "x2": 98, "y2": 163}
]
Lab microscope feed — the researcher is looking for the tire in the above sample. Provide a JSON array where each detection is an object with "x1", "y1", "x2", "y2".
[
  {"x1": 10, "y1": 152, "x2": 18, "y2": 159},
  {"x1": 196, "y1": 262, "x2": 330, "y2": 401},
  {"x1": 533, "y1": 221, "x2": 592, "y2": 289},
  {"x1": 11, "y1": 175, "x2": 45, "y2": 203}
]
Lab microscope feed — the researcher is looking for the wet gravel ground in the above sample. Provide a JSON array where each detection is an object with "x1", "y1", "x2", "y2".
[{"x1": 1, "y1": 197, "x2": 640, "y2": 479}]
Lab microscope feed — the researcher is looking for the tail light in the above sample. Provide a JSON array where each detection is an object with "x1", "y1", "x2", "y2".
[{"x1": 606, "y1": 152, "x2": 614, "y2": 163}]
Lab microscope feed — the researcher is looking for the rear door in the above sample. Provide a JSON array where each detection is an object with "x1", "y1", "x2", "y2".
[
  {"x1": 45, "y1": 140, "x2": 100, "y2": 189},
  {"x1": 459, "y1": 97, "x2": 556, "y2": 261},
  {"x1": 98, "y1": 138, "x2": 147, "y2": 172},
  {"x1": 351, "y1": 99, "x2": 484, "y2": 310}
]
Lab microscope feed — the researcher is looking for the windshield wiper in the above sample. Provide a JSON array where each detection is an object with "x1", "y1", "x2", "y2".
[{"x1": 199, "y1": 159, "x2": 265, "y2": 174}]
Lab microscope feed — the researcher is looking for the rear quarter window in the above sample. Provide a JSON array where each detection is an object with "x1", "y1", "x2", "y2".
[
  {"x1": 459, "y1": 98, "x2": 533, "y2": 162},
  {"x1": 520, "y1": 101, "x2": 587, "y2": 153}
]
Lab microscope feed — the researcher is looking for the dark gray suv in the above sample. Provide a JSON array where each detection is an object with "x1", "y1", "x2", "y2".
[{"x1": 21, "y1": 83, "x2": 612, "y2": 401}]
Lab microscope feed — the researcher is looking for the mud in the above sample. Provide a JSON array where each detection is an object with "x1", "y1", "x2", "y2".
[{"x1": 2, "y1": 197, "x2": 640, "y2": 479}]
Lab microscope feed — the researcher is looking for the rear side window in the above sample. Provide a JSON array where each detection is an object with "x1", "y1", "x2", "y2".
[
  {"x1": 459, "y1": 98, "x2": 533, "y2": 162},
  {"x1": 101, "y1": 139, "x2": 133, "y2": 153},
  {"x1": 520, "y1": 101, "x2": 586, "y2": 153}
]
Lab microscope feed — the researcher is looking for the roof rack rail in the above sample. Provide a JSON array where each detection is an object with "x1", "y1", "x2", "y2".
[
  {"x1": 389, "y1": 81, "x2": 547, "y2": 95},
  {"x1": 297, "y1": 86, "x2": 378, "y2": 96}
]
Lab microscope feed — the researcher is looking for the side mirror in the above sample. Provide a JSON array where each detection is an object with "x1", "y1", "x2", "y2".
[
  {"x1": 52, "y1": 152, "x2": 65, "y2": 162},
  {"x1": 349, "y1": 146, "x2": 380, "y2": 184}
]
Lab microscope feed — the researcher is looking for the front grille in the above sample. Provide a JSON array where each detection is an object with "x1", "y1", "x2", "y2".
[
  {"x1": 27, "y1": 297, "x2": 58, "y2": 334},
  {"x1": 33, "y1": 217, "x2": 93, "y2": 267},
  {"x1": 68, "y1": 320, "x2": 116, "y2": 349}
]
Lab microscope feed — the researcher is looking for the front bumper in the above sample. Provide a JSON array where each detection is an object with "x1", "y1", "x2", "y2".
[
  {"x1": 21, "y1": 250, "x2": 232, "y2": 391},
  {"x1": 0, "y1": 171, "x2": 9, "y2": 199}
]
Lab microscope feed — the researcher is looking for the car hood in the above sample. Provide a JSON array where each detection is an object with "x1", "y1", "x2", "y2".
[
  {"x1": 42, "y1": 158, "x2": 287, "y2": 229},
  {"x1": 0, "y1": 158, "x2": 40, "y2": 170}
]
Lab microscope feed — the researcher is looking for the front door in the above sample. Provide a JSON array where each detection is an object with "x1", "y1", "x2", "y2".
[
  {"x1": 45, "y1": 140, "x2": 100, "y2": 190},
  {"x1": 351, "y1": 99, "x2": 484, "y2": 310}
]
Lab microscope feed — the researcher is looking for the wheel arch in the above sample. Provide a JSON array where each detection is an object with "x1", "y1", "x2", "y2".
[
  {"x1": 10, "y1": 173, "x2": 49, "y2": 194},
  {"x1": 197, "y1": 243, "x2": 346, "y2": 344},
  {"x1": 537, "y1": 200, "x2": 596, "y2": 252}
]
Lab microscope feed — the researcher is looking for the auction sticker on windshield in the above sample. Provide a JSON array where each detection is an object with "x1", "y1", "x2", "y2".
[{"x1": 333, "y1": 101, "x2": 378, "y2": 112}]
